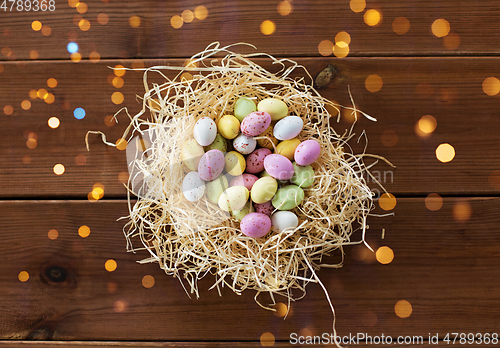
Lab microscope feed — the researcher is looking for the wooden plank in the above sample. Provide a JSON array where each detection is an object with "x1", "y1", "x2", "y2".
[
  {"x1": 1, "y1": 0, "x2": 500, "y2": 60},
  {"x1": 1, "y1": 57, "x2": 499, "y2": 198},
  {"x1": 0, "y1": 198, "x2": 499, "y2": 341}
]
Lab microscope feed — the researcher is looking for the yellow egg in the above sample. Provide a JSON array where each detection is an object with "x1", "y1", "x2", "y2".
[
  {"x1": 250, "y1": 176, "x2": 278, "y2": 204},
  {"x1": 181, "y1": 139, "x2": 205, "y2": 171},
  {"x1": 257, "y1": 98, "x2": 288, "y2": 121},
  {"x1": 257, "y1": 125, "x2": 279, "y2": 150},
  {"x1": 217, "y1": 115, "x2": 240, "y2": 139},
  {"x1": 225, "y1": 151, "x2": 246, "y2": 176},
  {"x1": 218, "y1": 186, "x2": 249, "y2": 212},
  {"x1": 276, "y1": 138, "x2": 301, "y2": 161}
]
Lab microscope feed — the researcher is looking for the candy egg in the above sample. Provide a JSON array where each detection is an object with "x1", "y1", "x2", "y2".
[
  {"x1": 182, "y1": 171, "x2": 206, "y2": 202},
  {"x1": 245, "y1": 148, "x2": 272, "y2": 174},
  {"x1": 204, "y1": 133, "x2": 228, "y2": 153},
  {"x1": 233, "y1": 134, "x2": 257, "y2": 155},
  {"x1": 290, "y1": 162, "x2": 315, "y2": 188},
  {"x1": 250, "y1": 176, "x2": 278, "y2": 204},
  {"x1": 240, "y1": 111, "x2": 271, "y2": 136},
  {"x1": 218, "y1": 186, "x2": 249, "y2": 212},
  {"x1": 198, "y1": 149, "x2": 225, "y2": 181},
  {"x1": 193, "y1": 117, "x2": 217, "y2": 146},
  {"x1": 232, "y1": 200, "x2": 254, "y2": 221},
  {"x1": 273, "y1": 116, "x2": 304, "y2": 141},
  {"x1": 254, "y1": 201, "x2": 274, "y2": 216},
  {"x1": 181, "y1": 139, "x2": 205, "y2": 171},
  {"x1": 272, "y1": 185, "x2": 305, "y2": 210},
  {"x1": 271, "y1": 211, "x2": 299, "y2": 232},
  {"x1": 230, "y1": 173, "x2": 259, "y2": 191},
  {"x1": 294, "y1": 139, "x2": 321, "y2": 166},
  {"x1": 206, "y1": 175, "x2": 229, "y2": 204},
  {"x1": 225, "y1": 151, "x2": 246, "y2": 176},
  {"x1": 264, "y1": 154, "x2": 294, "y2": 180},
  {"x1": 234, "y1": 97, "x2": 257, "y2": 122},
  {"x1": 276, "y1": 138, "x2": 301, "y2": 161},
  {"x1": 257, "y1": 98, "x2": 288, "y2": 121},
  {"x1": 218, "y1": 115, "x2": 240, "y2": 140},
  {"x1": 256, "y1": 125, "x2": 279, "y2": 150},
  {"x1": 240, "y1": 213, "x2": 272, "y2": 238}
]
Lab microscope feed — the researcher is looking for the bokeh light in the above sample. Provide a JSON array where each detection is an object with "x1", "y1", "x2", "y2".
[
  {"x1": 418, "y1": 115, "x2": 437, "y2": 134},
  {"x1": 170, "y1": 15, "x2": 183, "y2": 29},
  {"x1": 142, "y1": 275, "x2": 155, "y2": 288},
  {"x1": 78, "y1": 225, "x2": 91, "y2": 238},
  {"x1": 41, "y1": 25, "x2": 52, "y2": 36},
  {"x1": 76, "y1": 2, "x2": 88, "y2": 14},
  {"x1": 97, "y1": 13, "x2": 109, "y2": 25},
  {"x1": 425, "y1": 193, "x2": 444, "y2": 211},
  {"x1": 115, "y1": 138, "x2": 127, "y2": 150},
  {"x1": 443, "y1": 32, "x2": 460, "y2": 50},
  {"x1": 112, "y1": 76, "x2": 124, "y2": 88},
  {"x1": 31, "y1": 21, "x2": 42, "y2": 31},
  {"x1": 18, "y1": 271, "x2": 29, "y2": 282},
  {"x1": 37, "y1": 88, "x2": 48, "y2": 99},
  {"x1": 29, "y1": 50, "x2": 39, "y2": 59},
  {"x1": 381, "y1": 130, "x2": 398, "y2": 147},
  {"x1": 113, "y1": 300, "x2": 126, "y2": 312},
  {"x1": 104, "y1": 115, "x2": 116, "y2": 126},
  {"x1": 111, "y1": 92, "x2": 124, "y2": 104},
  {"x1": 74, "y1": 107, "x2": 86, "y2": 119},
  {"x1": 350, "y1": 0, "x2": 366, "y2": 13},
  {"x1": 376, "y1": 246, "x2": 394, "y2": 264},
  {"x1": 181, "y1": 10, "x2": 194, "y2": 23},
  {"x1": 1, "y1": 47, "x2": 12, "y2": 57},
  {"x1": 26, "y1": 138, "x2": 37, "y2": 149},
  {"x1": 318, "y1": 40, "x2": 333, "y2": 56},
  {"x1": 436, "y1": 143, "x2": 455, "y2": 163},
  {"x1": 273, "y1": 302, "x2": 288, "y2": 317},
  {"x1": 75, "y1": 154, "x2": 87, "y2": 165},
  {"x1": 395, "y1": 300, "x2": 412, "y2": 318},
  {"x1": 260, "y1": 332, "x2": 275, "y2": 347},
  {"x1": 113, "y1": 65, "x2": 126, "y2": 77},
  {"x1": 432, "y1": 19, "x2": 450, "y2": 38},
  {"x1": 47, "y1": 78, "x2": 58, "y2": 88},
  {"x1": 277, "y1": 1, "x2": 292, "y2": 16},
  {"x1": 118, "y1": 171, "x2": 129, "y2": 183},
  {"x1": 453, "y1": 201, "x2": 471, "y2": 222},
  {"x1": 3, "y1": 105, "x2": 13, "y2": 115},
  {"x1": 333, "y1": 43, "x2": 349, "y2": 58},
  {"x1": 71, "y1": 52, "x2": 81, "y2": 62},
  {"x1": 22, "y1": 155, "x2": 31, "y2": 164},
  {"x1": 482, "y1": 77, "x2": 500, "y2": 96},
  {"x1": 260, "y1": 20, "x2": 276, "y2": 35},
  {"x1": 79, "y1": 19, "x2": 91, "y2": 31},
  {"x1": 129, "y1": 15, "x2": 141, "y2": 27},
  {"x1": 132, "y1": 60, "x2": 145, "y2": 69},
  {"x1": 105, "y1": 259, "x2": 117, "y2": 272},
  {"x1": 392, "y1": 17, "x2": 410, "y2": 35},
  {"x1": 364, "y1": 9, "x2": 381, "y2": 26},
  {"x1": 48, "y1": 229, "x2": 59, "y2": 240},
  {"x1": 44, "y1": 93, "x2": 55, "y2": 104},
  {"x1": 67, "y1": 42, "x2": 79, "y2": 54},
  {"x1": 194, "y1": 5, "x2": 208, "y2": 20},
  {"x1": 89, "y1": 51, "x2": 100, "y2": 63},
  {"x1": 29, "y1": 89, "x2": 38, "y2": 99},
  {"x1": 68, "y1": 0, "x2": 79, "y2": 7},
  {"x1": 53, "y1": 164, "x2": 65, "y2": 175},
  {"x1": 365, "y1": 74, "x2": 383, "y2": 92},
  {"x1": 21, "y1": 100, "x2": 31, "y2": 110},
  {"x1": 335, "y1": 31, "x2": 351, "y2": 47},
  {"x1": 379, "y1": 193, "x2": 397, "y2": 210}
]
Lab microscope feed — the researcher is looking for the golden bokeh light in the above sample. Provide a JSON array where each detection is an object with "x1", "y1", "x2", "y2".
[
  {"x1": 392, "y1": 17, "x2": 410, "y2": 35},
  {"x1": 29, "y1": 50, "x2": 39, "y2": 59},
  {"x1": 142, "y1": 275, "x2": 155, "y2": 288},
  {"x1": 37, "y1": 88, "x2": 48, "y2": 99},
  {"x1": 335, "y1": 31, "x2": 351, "y2": 47},
  {"x1": 71, "y1": 52, "x2": 82, "y2": 62},
  {"x1": 381, "y1": 130, "x2": 398, "y2": 147},
  {"x1": 482, "y1": 77, "x2": 500, "y2": 96},
  {"x1": 79, "y1": 19, "x2": 91, "y2": 31},
  {"x1": 113, "y1": 300, "x2": 126, "y2": 312},
  {"x1": 68, "y1": 0, "x2": 79, "y2": 7},
  {"x1": 115, "y1": 138, "x2": 127, "y2": 150},
  {"x1": 395, "y1": 300, "x2": 412, "y2": 318},
  {"x1": 418, "y1": 115, "x2": 437, "y2": 134},
  {"x1": 41, "y1": 25, "x2": 52, "y2": 36},
  {"x1": 181, "y1": 10, "x2": 194, "y2": 23},
  {"x1": 3, "y1": 105, "x2": 14, "y2": 115},
  {"x1": 273, "y1": 302, "x2": 288, "y2": 318},
  {"x1": 453, "y1": 201, "x2": 471, "y2": 222},
  {"x1": 104, "y1": 115, "x2": 116, "y2": 126},
  {"x1": 376, "y1": 246, "x2": 394, "y2": 264},
  {"x1": 21, "y1": 100, "x2": 31, "y2": 110},
  {"x1": 18, "y1": 271, "x2": 29, "y2": 282},
  {"x1": 260, "y1": 332, "x2": 275, "y2": 347},
  {"x1": 260, "y1": 20, "x2": 276, "y2": 35},
  {"x1": 435, "y1": 143, "x2": 455, "y2": 163},
  {"x1": 488, "y1": 170, "x2": 500, "y2": 189},
  {"x1": 318, "y1": 40, "x2": 333, "y2": 56},
  {"x1": 53, "y1": 164, "x2": 65, "y2": 175},
  {"x1": 170, "y1": 15, "x2": 183, "y2": 29},
  {"x1": 29, "y1": 89, "x2": 38, "y2": 99},
  {"x1": 365, "y1": 74, "x2": 383, "y2": 92},
  {"x1": 105, "y1": 259, "x2": 117, "y2": 272},
  {"x1": 76, "y1": 2, "x2": 88, "y2": 14},
  {"x1": 180, "y1": 72, "x2": 193, "y2": 81},
  {"x1": 277, "y1": 1, "x2": 292, "y2": 16},
  {"x1": 26, "y1": 138, "x2": 37, "y2": 149},
  {"x1": 432, "y1": 19, "x2": 450, "y2": 38},
  {"x1": 31, "y1": 21, "x2": 42, "y2": 31},
  {"x1": 341, "y1": 108, "x2": 357, "y2": 123},
  {"x1": 78, "y1": 225, "x2": 90, "y2": 238},
  {"x1": 113, "y1": 65, "x2": 126, "y2": 77},
  {"x1": 22, "y1": 155, "x2": 31, "y2": 164},
  {"x1": 75, "y1": 153, "x2": 87, "y2": 165},
  {"x1": 47, "y1": 78, "x2": 58, "y2": 88},
  {"x1": 111, "y1": 92, "x2": 124, "y2": 104},
  {"x1": 27, "y1": 131, "x2": 38, "y2": 140},
  {"x1": 333, "y1": 43, "x2": 349, "y2": 58},
  {"x1": 425, "y1": 193, "x2": 443, "y2": 211},
  {"x1": 112, "y1": 76, "x2": 124, "y2": 88},
  {"x1": 350, "y1": 0, "x2": 366, "y2": 13},
  {"x1": 89, "y1": 51, "x2": 100, "y2": 63},
  {"x1": 48, "y1": 229, "x2": 59, "y2": 240},
  {"x1": 44, "y1": 93, "x2": 55, "y2": 104},
  {"x1": 1, "y1": 47, "x2": 12, "y2": 57},
  {"x1": 97, "y1": 13, "x2": 109, "y2": 25},
  {"x1": 129, "y1": 15, "x2": 141, "y2": 28},
  {"x1": 194, "y1": 5, "x2": 208, "y2": 20},
  {"x1": 118, "y1": 171, "x2": 129, "y2": 183},
  {"x1": 379, "y1": 193, "x2": 397, "y2": 210},
  {"x1": 364, "y1": 9, "x2": 382, "y2": 26},
  {"x1": 132, "y1": 59, "x2": 145, "y2": 69},
  {"x1": 443, "y1": 32, "x2": 460, "y2": 50}
]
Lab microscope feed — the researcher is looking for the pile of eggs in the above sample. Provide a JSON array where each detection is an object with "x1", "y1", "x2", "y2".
[{"x1": 181, "y1": 97, "x2": 321, "y2": 238}]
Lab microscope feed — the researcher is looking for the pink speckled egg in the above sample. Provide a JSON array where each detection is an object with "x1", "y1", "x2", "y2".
[
  {"x1": 254, "y1": 201, "x2": 273, "y2": 216},
  {"x1": 230, "y1": 173, "x2": 259, "y2": 191},
  {"x1": 263, "y1": 154, "x2": 294, "y2": 180},
  {"x1": 245, "y1": 148, "x2": 272, "y2": 174},
  {"x1": 197, "y1": 149, "x2": 225, "y2": 181},
  {"x1": 240, "y1": 111, "x2": 271, "y2": 136},
  {"x1": 240, "y1": 213, "x2": 272, "y2": 238},
  {"x1": 294, "y1": 139, "x2": 321, "y2": 166}
]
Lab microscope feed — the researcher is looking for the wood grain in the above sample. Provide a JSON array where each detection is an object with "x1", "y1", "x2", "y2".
[
  {"x1": 0, "y1": 198, "x2": 498, "y2": 341},
  {"x1": 1, "y1": 0, "x2": 500, "y2": 60},
  {"x1": 1, "y1": 57, "x2": 499, "y2": 198}
]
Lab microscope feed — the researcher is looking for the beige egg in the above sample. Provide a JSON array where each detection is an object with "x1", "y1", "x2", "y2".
[
  {"x1": 251, "y1": 176, "x2": 278, "y2": 204},
  {"x1": 257, "y1": 98, "x2": 288, "y2": 121}
]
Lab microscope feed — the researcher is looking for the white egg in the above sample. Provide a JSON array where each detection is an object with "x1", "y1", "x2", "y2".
[
  {"x1": 182, "y1": 171, "x2": 206, "y2": 202},
  {"x1": 233, "y1": 134, "x2": 257, "y2": 155},
  {"x1": 273, "y1": 116, "x2": 304, "y2": 141},
  {"x1": 193, "y1": 117, "x2": 217, "y2": 146},
  {"x1": 271, "y1": 211, "x2": 299, "y2": 232}
]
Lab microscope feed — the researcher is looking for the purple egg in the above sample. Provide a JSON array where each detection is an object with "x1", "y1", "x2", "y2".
[
  {"x1": 230, "y1": 173, "x2": 259, "y2": 191},
  {"x1": 254, "y1": 201, "x2": 274, "y2": 216},
  {"x1": 245, "y1": 148, "x2": 272, "y2": 174},
  {"x1": 294, "y1": 140, "x2": 321, "y2": 166},
  {"x1": 263, "y1": 154, "x2": 294, "y2": 180},
  {"x1": 197, "y1": 149, "x2": 225, "y2": 181},
  {"x1": 240, "y1": 111, "x2": 271, "y2": 136},
  {"x1": 240, "y1": 213, "x2": 272, "y2": 238}
]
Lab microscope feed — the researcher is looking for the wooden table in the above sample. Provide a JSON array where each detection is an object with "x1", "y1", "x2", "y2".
[{"x1": 1, "y1": 1, "x2": 499, "y2": 347}]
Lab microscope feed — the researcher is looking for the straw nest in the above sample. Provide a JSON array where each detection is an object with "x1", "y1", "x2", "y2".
[{"x1": 89, "y1": 43, "x2": 388, "y2": 314}]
